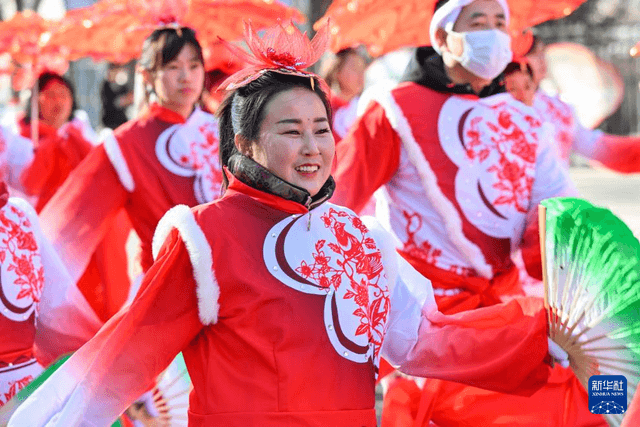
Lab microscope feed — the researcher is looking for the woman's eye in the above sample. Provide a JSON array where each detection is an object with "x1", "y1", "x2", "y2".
[
  {"x1": 316, "y1": 128, "x2": 331, "y2": 134},
  {"x1": 283, "y1": 130, "x2": 300, "y2": 135}
]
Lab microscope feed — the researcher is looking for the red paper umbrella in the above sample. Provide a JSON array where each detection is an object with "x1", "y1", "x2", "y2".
[
  {"x1": 315, "y1": 0, "x2": 588, "y2": 57},
  {"x1": 49, "y1": 0, "x2": 305, "y2": 67},
  {"x1": 0, "y1": 11, "x2": 70, "y2": 92}
]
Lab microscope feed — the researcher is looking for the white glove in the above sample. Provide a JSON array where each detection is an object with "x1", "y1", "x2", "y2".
[{"x1": 548, "y1": 338, "x2": 570, "y2": 368}]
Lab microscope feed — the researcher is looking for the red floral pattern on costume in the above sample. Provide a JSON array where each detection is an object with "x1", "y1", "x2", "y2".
[
  {"x1": 155, "y1": 112, "x2": 222, "y2": 203},
  {"x1": 536, "y1": 93, "x2": 575, "y2": 162},
  {"x1": 465, "y1": 102, "x2": 538, "y2": 213},
  {"x1": 0, "y1": 206, "x2": 44, "y2": 310},
  {"x1": 295, "y1": 208, "x2": 389, "y2": 362},
  {"x1": 401, "y1": 211, "x2": 442, "y2": 265},
  {"x1": 187, "y1": 122, "x2": 223, "y2": 203},
  {"x1": 1, "y1": 374, "x2": 33, "y2": 406}
]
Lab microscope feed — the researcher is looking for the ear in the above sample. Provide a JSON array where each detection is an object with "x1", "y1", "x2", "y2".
[
  {"x1": 234, "y1": 134, "x2": 253, "y2": 158},
  {"x1": 435, "y1": 28, "x2": 449, "y2": 53}
]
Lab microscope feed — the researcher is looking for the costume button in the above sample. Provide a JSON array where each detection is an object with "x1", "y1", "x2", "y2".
[
  {"x1": 273, "y1": 266, "x2": 278, "y2": 271},
  {"x1": 328, "y1": 324, "x2": 333, "y2": 330},
  {"x1": 271, "y1": 233, "x2": 276, "y2": 238},
  {"x1": 343, "y1": 351, "x2": 349, "y2": 357},
  {"x1": 8, "y1": 363, "x2": 12, "y2": 367}
]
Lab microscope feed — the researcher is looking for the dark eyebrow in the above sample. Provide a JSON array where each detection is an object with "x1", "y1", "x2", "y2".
[
  {"x1": 276, "y1": 118, "x2": 329, "y2": 125},
  {"x1": 469, "y1": 12, "x2": 487, "y2": 19}
]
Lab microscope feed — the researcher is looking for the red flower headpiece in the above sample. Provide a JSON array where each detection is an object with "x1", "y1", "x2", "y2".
[{"x1": 218, "y1": 20, "x2": 329, "y2": 91}]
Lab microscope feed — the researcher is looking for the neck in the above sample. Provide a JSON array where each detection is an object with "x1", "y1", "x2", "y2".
[
  {"x1": 338, "y1": 88, "x2": 358, "y2": 102},
  {"x1": 39, "y1": 117, "x2": 64, "y2": 130},
  {"x1": 159, "y1": 102, "x2": 195, "y2": 120},
  {"x1": 443, "y1": 60, "x2": 490, "y2": 95}
]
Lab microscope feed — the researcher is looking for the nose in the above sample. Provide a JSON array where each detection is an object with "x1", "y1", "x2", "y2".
[{"x1": 301, "y1": 132, "x2": 321, "y2": 156}]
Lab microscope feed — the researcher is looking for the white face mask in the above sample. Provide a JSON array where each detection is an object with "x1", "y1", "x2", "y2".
[{"x1": 448, "y1": 29, "x2": 512, "y2": 81}]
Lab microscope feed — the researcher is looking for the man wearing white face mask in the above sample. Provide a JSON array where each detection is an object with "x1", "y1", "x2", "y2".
[{"x1": 333, "y1": 0, "x2": 607, "y2": 425}]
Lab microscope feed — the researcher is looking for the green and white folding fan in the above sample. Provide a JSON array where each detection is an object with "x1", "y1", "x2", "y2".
[{"x1": 539, "y1": 198, "x2": 640, "y2": 426}]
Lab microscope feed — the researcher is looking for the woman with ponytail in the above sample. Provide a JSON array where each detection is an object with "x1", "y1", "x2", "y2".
[
  {"x1": 32, "y1": 26, "x2": 222, "y2": 364},
  {"x1": 10, "y1": 22, "x2": 566, "y2": 427}
]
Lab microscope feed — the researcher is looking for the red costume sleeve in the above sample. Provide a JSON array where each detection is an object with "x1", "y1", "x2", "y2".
[
  {"x1": 332, "y1": 102, "x2": 402, "y2": 213},
  {"x1": 591, "y1": 134, "x2": 640, "y2": 174},
  {"x1": 21, "y1": 127, "x2": 93, "y2": 212},
  {"x1": 520, "y1": 136, "x2": 578, "y2": 280},
  {"x1": 38, "y1": 145, "x2": 128, "y2": 284},
  {"x1": 12, "y1": 230, "x2": 203, "y2": 426}
]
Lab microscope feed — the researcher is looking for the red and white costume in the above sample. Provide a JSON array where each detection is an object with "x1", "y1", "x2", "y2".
[
  {"x1": 9, "y1": 157, "x2": 552, "y2": 426},
  {"x1": 0, "y1": 185, "x2": 98, "y2": 407},
  {"x1": 13, "y1": 112, "x2": 133, "y2": 327},
  {"x1": 333, "y1": 46, "x2": 606, "y2": 426},
  {"x1": 17, "y1": 114, "x2": 98, "y2": 212},
  {"x1": 34, "y1": 104, "x2": 222, "y2": 365},
  {"x1": 0, "y1": 125, "x2": 34, "y2": 194},
  {"x1": 534, "y1": 90, "x2": 640, "y2": 173}
]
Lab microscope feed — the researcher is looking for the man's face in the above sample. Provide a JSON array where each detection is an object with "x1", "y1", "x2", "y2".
[{"x1": 444, "y1": 0, "x2": 509, "y2": 58}]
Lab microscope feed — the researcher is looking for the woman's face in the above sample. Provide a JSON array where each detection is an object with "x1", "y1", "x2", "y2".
[
  {"x1": 245, "y1": 87, "x2": 334, "y2": 197},
  {"x1": 505, "y1": 71, "x2": 536, "y2": 107},
  {"x1": 336, "y1": 53, "x2": 366, "y2": 98},
  {"x1": 153, "y1": 44, "x2": 204, "y2": 117},
  {"x1": 525, "y1": 42, "x2": 547, "y2": 85},
  {"x1": 39, "y1": 79, "x2": 73, "y2": 129}
]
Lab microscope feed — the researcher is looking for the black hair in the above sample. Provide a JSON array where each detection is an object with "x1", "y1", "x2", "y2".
[
  {"x1": 139, "y1": 26, "x2": 204, "y2": 72},
  {"x1": 139, "y1": 27, "x2": 205, "y2": 103},
  {"x1": 24, "y1": 72, "x2": 78, "y2": 124},
  {"x1": 217, "y1": 71, "x2": 333, "y2": 192},
  {"x1": 503, "y1": 61, "x2": 534, "y2": 80}
]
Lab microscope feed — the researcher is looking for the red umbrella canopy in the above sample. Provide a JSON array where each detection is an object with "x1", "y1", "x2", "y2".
[
  {"x1": 315, "y1": 0, "x2": 588, "y2": 57},
  {"x1": 49, "y1": 0, "x2": 305, "y2": 68},
  {"x1": 0, "y1": 10, "x2": 67, "y2": 64},
  {"x1": 0, "y1": 11, "x2": 70, "y2": 90}
]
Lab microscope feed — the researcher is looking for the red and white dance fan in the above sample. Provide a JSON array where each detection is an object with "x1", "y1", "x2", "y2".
[
  {"x1": 542, "y1": 43, "x2": 625, "y2": 130},
  {"x1": 539, "y1": 198, "x2": 640, "y2": 426},
  {"x1": 147, "y1": 353, "x2": 192, "y2": 426}
]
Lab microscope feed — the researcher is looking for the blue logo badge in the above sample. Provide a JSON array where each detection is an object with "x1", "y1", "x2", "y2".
[{"x1": 588, "y1": 375, "x2": 627, "y2": 415}]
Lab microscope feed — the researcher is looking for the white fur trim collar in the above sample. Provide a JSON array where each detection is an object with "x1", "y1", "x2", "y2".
[
  {"x1": 369, "y1": 88, "x2": 493, "y2": 278},
  {"x1": 103, "y1": 130, "x2": 135, "y2": 192},
  {"x1": 153, "y1": 205, "x2": 219, "y2": 325}
]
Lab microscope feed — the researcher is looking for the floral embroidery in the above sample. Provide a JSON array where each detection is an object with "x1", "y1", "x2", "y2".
[
  {"x1": 538, "y1": 94, "x2": 574, "y2": 162},
  {"x1": 464, "y1": 102, "x2": 538, "y2": 213},
  {"x1": 188, "y1": 123, "x2": 223, "y2": 203},
  {"x1": 0, "y1": 207, "x2": 44, "y2": 309},
  {"x1": 447, "y1": 265, "x2": 476, "y2": 277},
  {"x1": 295, "y1": 208, "x2": 389, "y2": 362},
  {"x1": 1, "y1": 375, "x2": 33, "y2": 407},
  {"x1": 155, "y1": 114, "x2": 222, "y2": 203},
  {"x1": 401, "y1": 211, "x2": 442, "y2": 265}
]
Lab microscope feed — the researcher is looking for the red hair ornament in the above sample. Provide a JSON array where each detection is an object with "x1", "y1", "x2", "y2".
[{"x1": 218, "y1": 21, "x2": 329, "y2": 92}]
